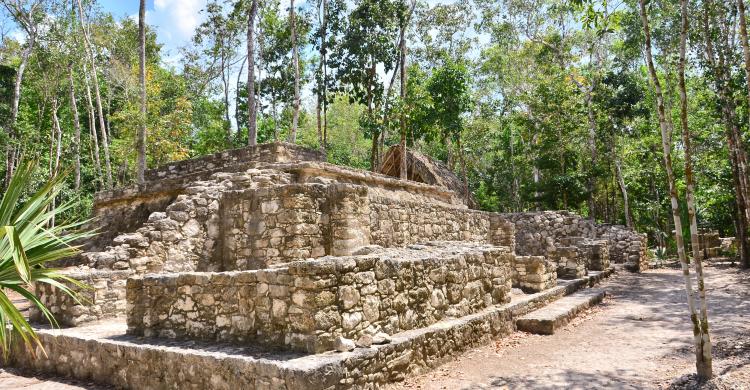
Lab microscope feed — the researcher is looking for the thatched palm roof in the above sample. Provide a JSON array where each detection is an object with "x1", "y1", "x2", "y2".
[{"x1": 379, "y1": 145, "x2": 477, "y2": 208}]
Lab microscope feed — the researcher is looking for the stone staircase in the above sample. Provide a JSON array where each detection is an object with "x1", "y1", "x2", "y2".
[{"x1": 516, "y1": 287, "x2": 608, "y2": 335}]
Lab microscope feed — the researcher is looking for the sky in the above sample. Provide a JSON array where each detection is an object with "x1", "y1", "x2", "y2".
[{"x1": 99, "y1": 0, "x2": 207, "y2": 66}]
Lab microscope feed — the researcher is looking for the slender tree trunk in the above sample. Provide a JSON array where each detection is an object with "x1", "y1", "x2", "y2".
[
  {"x1": 221, "y1": 52, "x2": 231, "y2": 145},
  {"x1": 614, "y1": 157, "x2": 633, "y2": 228},
  {"x1": 370, "y1": 129, "x2": 379, "y2": 171},
  {"x1": 322, "y1": 24, "x2": 328, "y2": 149},
  {"x1": 457, "y1": 136, "x2": 469, "y2": 205},
  {"x1": 235, "y1": 56, "x2": 246, "y2": 133},
  {"x1": 4, "y1": 29, "x2": 34, "y2": 188},
  {"x1": 640, "y1": 0, "x2": 709, "y2": 379},
  {"x1": 68, "y1": 64, "x2": 82, "y2": 190},
  {"x1": 368, "y1": 62, "x2": 378, "y2": 171},
  {"x1": 399, "y1": 3, "x2": 408, "y2": 180},
  {"x1": 738, "y1": 0, "x2": 750, "y2": 131},
  {"x1": 316, "y1": 0, "x2": 327, "y2": 151},
  {"x1": 585, "y1": 88, "x2": 597, "y2": 220},
  {"x1": 272, "y1": 93, "x2": 279, "y2": 141},
  {"x1": 52, "y1": 98, "x2": 62, "y2": 175},
  {"x1": 77, "y1": 0, "x2": 112, "y2": 189},
  {"x1": 83, "y1": 62, "x2": 103, "y2": 187},
  {"x1": 257, "y1": 27, "x2": 263, "y2": 119},
  {"x1": 49, "y1": 97, "x2": 63, "y2": 228},
  {"x1": 288, "y1": 0, "x2": 300, "y2": 143},
  {"x1": 679, "y1": 0, "x2": 713, "y2": 377},
  {"x1": 248, "y1": 0, "x2": 258, "y2": 146},
  {"x1": 137, "y1": 0, "x2": 147, "y2": 184}
]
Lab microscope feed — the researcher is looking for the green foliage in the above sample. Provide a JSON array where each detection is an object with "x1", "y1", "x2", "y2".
[
  {"x1": 0, "y1": 160, "x2": 90, "y2": 359},
  {"x1": 427, "y1": 58, "x2": 473, "y2": 142},
  {"x1": 0, "y1": 0, "x2": 749, "y2": 257}
]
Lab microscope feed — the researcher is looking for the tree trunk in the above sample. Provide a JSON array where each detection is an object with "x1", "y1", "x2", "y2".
[
  {"x1": 4, "y1": 28, "x2": 35, "y2": 188},
  {"x1": 49, "y1": 97, "x2": 62, "y2": 228},
  {"x1": 83, "y1": 62, "x2": 103, "y2": 187},
  {"x1": 640, "y1": 0, "x2": 709, "y2": 379},
  {"x1": 235, "y1": 56, "x2": 246, "y2": 134},
  {"x1": 316, "y1": 0, "x2": 327, "y2": 151},
  {"x1": 288, "y1": 0, "x2": 300, "y2": 143},
  {"x1": 738, "y1": 0, "x2": 750, "y2": 132},
  {"x1": 68, "y1": 64, "x2": 82, "y2": 190},
  {"x1": 585, "y1": 88, "x2": 597, "y2": 221},
  {"x1": 272, "y1": 93, "x2": 279, "y2": 141},
  {"x1": 457, "y1": 136, "x2": 469, "y2": 205},
  {"x1": 77, "y1": 0, "x2": 112, "y2": 189},
  {"x1": 248, "y1": 0, "x2": 258, "y2": 146},
  {"x1": 678, "y1": 0, "x2": 713, "y2": 377},
  {"x1": 221, "y1": 52, "x2": 231, "y2": 145},
  {"x1": 52, "y1": 97, "x2": 62, "y2": 176},
  {"x1": 399, "y1": 4, "x2": 408, "y2": 180},
  {"x1": 137, "y1": 0, "x2": 147, "y2": 184},
  {"x1": 367, "y1": 62, "x2": 378, "y2": 171},
  {"x1": 257, "y1": 19, "x2": 264, "y2": 120},
  {"x1": 614, "y1": 157, "x2": 633, "y2": 228}
]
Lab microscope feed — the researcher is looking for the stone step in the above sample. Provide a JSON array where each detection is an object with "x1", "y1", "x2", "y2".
[{"x1": 515, "y1": 287, "x2": 607, "y2": 335}]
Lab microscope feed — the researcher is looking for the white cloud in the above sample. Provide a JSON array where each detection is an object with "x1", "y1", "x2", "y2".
[
  {"x1": 153, "y1": 0, "x2": 204, "y2": 41},
  {"x1": 147, "y1": 0, "x2": 206, "y2": 55}
]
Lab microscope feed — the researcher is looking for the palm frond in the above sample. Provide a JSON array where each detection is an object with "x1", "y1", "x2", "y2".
[{"x1": 0, "y1": 159, "x2": 92, "y2": 360}]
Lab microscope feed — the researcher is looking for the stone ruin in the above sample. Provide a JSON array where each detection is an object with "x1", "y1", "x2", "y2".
[
  {"x1": 696, "y1": 229, "x2": 739, "y2": 259},
  {"x1": 10, "y1": 142, "x2": 648, "y2": 389}
]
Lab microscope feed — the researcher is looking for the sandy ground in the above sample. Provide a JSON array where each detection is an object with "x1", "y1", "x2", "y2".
[
  {"x1": 1, "y1": 265, "x2": 748, "y2": 389},
  {"x1": 393, "y1": 264, "x2": 750, "y2": 390}
]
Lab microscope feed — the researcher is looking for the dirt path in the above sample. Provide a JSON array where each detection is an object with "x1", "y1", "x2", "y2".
[
  {"x1": 394, "y1": 265, "x2": 750, "y2": 390},
  {"x1": 0, "y1": 368, "x2": 111, "y2": 390}
]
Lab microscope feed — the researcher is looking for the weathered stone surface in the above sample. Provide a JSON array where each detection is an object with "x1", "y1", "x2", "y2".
[
  {"x1": 334, "y1": 336, "x2": 356, "y2": 352},
  {"x1": 516, "y1": 288, "x2": 607, "y2": 335},
  {"x1": 126, "y1": 243, "x2": 514, "y2": 353},
  {"x1": 505, "y1": 211, "x2": 646, "y2": 273}
]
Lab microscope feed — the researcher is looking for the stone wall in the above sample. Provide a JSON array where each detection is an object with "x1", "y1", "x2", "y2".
[
  {"x1": 222, "y1": 183, "x2": 515, "y2": 270},
  {"x1": 697, "y1": 229, "x2": 722, "y2": 258},
  {"x1": 222, "y1": 185, "x2": 329, "y2": 269},
  {"x1": 80, "y1": 192, "x2": 177, "y2": 254},
  {"x1": 503, "y1": 211, "x2": 597, "y2": 257},
  {"x1": 513, "y1": 256, "x2": 557, "y2": 292},
  {"x1": 369, "y1": 196, "x2": 511, "y2": 249},
  {"x1": 126, "y1": 243, "x2": 514, "y2": 353},
  {"x1": 31, "y1": 270, "x2": 131, "y2": 326},
  {"x1": 221, "y1": 184, "x2": 371, "y2": 270},
  {"x1": 505, "y1": 211, "x2": 647, "y2": 272},
  {"x1": 596, "y1": 225, "x2": 648, "y2": 271},
  {"x1": 144, "y1": 142, "x2": 325, "y2": 182}
]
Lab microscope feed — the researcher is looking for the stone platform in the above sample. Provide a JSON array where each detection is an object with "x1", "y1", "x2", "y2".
[
  {"x1": 126, "y1": 243, "x2": 515, "y2": 353},
  {"x1": 11, "y1": 270, "x2": 613, "y2": 389},
  {"x1": 16, "y1": 142, "x2": 645, "y2": 388}
]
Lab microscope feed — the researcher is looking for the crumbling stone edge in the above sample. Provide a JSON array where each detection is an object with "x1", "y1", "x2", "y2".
[{"x1": 8, "y1": 268, "x2": 614, "y2": 389}]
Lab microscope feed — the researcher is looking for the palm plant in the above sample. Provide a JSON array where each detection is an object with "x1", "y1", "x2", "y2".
[{"x1": 0, "y1": 159, "x2": 90, "y2": 359}]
